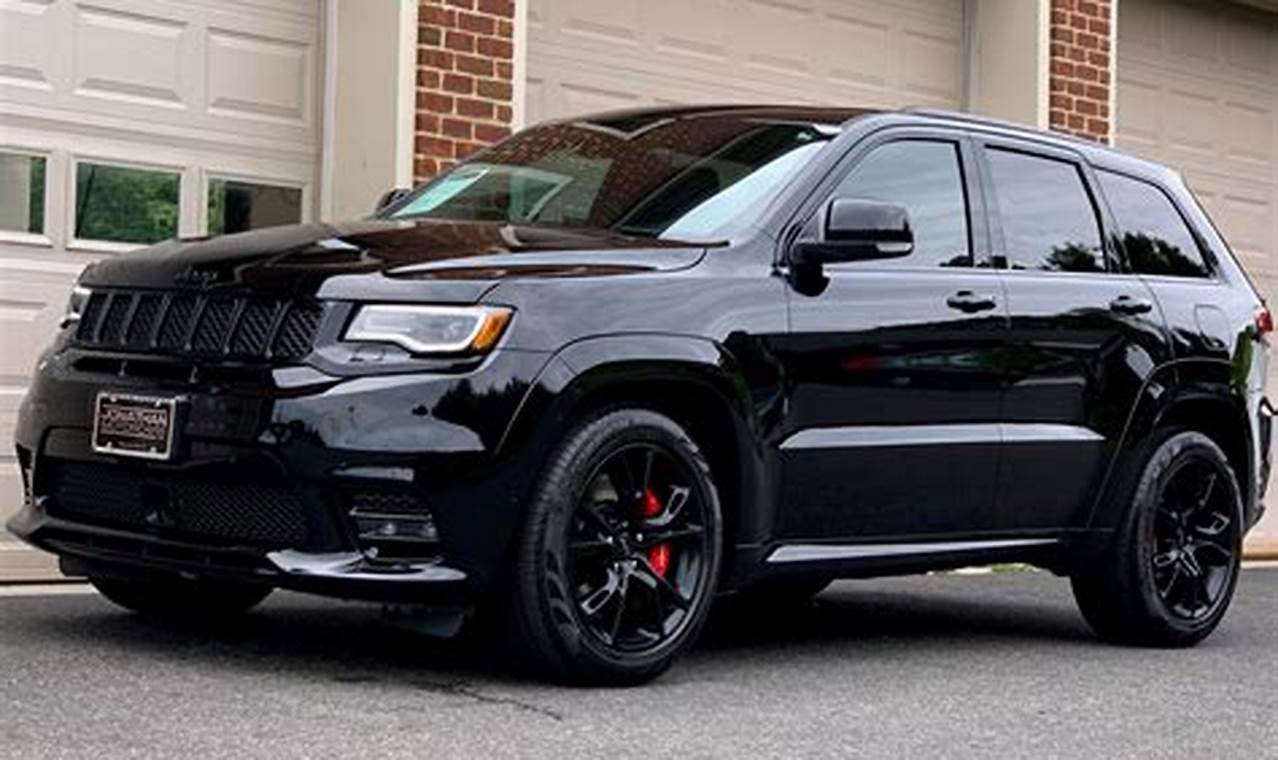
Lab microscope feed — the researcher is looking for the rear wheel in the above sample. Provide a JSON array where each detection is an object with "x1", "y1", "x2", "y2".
[
  {"x1": 1072, "y1": 430, "x2": 1243, "y2": 647},
  {"x1": 501, "y1": 409, "x2": 723, "y2": 686},
  {"x1": 90, "y1": 575, "x2": 272, "y2": 618}
]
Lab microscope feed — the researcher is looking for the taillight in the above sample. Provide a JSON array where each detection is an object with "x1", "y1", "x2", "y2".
[{"x1": 1256, "y1": 305, "x2": 1273, "y2": 342}]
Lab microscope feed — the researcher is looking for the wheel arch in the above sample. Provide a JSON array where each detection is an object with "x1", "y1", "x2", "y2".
[
  {"x1": 1089, "y1": 359, "x2": 1255, "y2": 533},
  {"x1": 499, "y1": 334, "x2": 771, "y2": 586}
]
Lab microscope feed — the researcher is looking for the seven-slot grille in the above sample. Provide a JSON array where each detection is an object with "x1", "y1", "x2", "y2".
[{"x1": 75, "y1": 290, "x2": 323, "y2": 362}]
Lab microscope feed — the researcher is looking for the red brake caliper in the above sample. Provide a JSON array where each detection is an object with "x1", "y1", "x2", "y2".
[{"x1": 641, "y1": 488, "x2": 671, "y2": 577}]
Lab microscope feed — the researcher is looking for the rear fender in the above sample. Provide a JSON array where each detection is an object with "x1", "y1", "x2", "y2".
[{"x1": 1085, "y1": 358, "x2": 1253, "y2": 536}]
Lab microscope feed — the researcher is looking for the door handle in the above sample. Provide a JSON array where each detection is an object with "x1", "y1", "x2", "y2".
[
  {"x1": 1110, "y1": 295, "x2": 1153, "y2": 315},
  {"x1": 946, "y1": 290, "x2": 997, "y2": 313}
]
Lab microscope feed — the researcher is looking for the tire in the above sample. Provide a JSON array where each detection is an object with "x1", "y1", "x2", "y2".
[
  {"x1": 90, "y1": 575, "x2": 272, "y2": 618},
  {"x1": 500, "y1": 408, "x2": 723, "y2": 686},
  {"x1": 1071, "y1": 429, "x2": 1243, "y2": 647}
]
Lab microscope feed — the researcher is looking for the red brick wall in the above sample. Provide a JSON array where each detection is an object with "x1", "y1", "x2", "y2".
[
  {"x1": 1048, "y1": 0, "x2": 1114, "y2": 143},
  {"x1": 415, "y1": 0, "x2": 516, "y2": 182}
]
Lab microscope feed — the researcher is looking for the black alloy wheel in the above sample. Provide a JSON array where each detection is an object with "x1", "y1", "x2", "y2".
[
  {"x1": 499, "y1": 408, "x2": 723, "y2": 685},
  {"x1": 566, "y1": 442, "x2": 712, "y2": 653},
  {"x1": 1072, "y1": 430, "x2": 1243, "y2": 647},
  {"x1": 1148, "y1": 455, "x2": 1240, "y2": 622}
]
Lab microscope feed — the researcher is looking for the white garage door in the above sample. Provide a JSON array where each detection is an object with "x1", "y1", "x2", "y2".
[
  {"x1": 1117, "y1": 0, "x2": 1278, "y2": 302},
  {"x1": 0, "y1": 0, "x2": 324, "y2": 580},
  {"x1": 1116, "y1": 0, "x2": 1278, "y2": 545},
  {"x1": 525, "y1": 0, "x2": 968, "y2": 124}
]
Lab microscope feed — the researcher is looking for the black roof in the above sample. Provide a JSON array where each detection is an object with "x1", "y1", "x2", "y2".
[
  {"x1": 559, "y1": 104, "x2": 1177, "y2": 184},
  {"x1": 556, "y1": 105, "x2": 880, "y2": 132}
]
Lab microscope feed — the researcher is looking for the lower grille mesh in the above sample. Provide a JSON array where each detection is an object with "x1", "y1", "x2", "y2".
[{"x1": 49, "y1": 461, "x2": 308, "y2": 547}]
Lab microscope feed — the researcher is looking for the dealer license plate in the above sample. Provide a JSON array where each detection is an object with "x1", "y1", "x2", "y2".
[{"x1": 92, "y1": 392, "x2": 180, "y2": 461}]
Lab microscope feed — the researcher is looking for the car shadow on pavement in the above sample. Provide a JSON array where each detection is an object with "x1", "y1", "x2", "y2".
[
  {"x1": 9, "y1": 575, "x2": 1094, "y2": 686},
  {"x1": 701, "y1": 579, "x2": 1094, "y2": 653}
]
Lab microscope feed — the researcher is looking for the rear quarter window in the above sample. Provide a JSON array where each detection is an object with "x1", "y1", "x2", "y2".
[{"x1": 1098, "y1": 170, "x2": 1210, "y2": 278}]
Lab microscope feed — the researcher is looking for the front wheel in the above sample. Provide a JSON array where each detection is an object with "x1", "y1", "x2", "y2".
[
  {"x1": 500, "y1": 409, "x2": 723, "y2": 686},
  {"x1": 1072, "y1": 430, "x2": 1243, "y2": 647}
]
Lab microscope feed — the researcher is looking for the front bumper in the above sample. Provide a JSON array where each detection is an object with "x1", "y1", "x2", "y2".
[
  {"x1": 9, "y1": 507, "x2": 473, "y2": 603},
  {"x1": 9, "y1": 345, "x2": 555, "y2": 605}
]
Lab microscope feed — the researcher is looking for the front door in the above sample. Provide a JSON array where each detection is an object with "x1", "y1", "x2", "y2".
[
  {"x1": 977, "y1": 140, "x2": 1173, "y2": 531},
  {"x1": 777, "y1": 133, "x2": 1008, "y2": 540}
]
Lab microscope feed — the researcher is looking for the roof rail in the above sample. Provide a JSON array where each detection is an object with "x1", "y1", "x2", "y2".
[
  {"x1": 901, "y1": 107, "x2": 1036, "y2": 132},
  {"x1": 900, "y1": 107, "x2": 1108, "y2": 151}
]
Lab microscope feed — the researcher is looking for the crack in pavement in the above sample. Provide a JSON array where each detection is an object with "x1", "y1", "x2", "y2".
[{"x1": 411, "y1": 679, "x2": 567, "y2": 722}]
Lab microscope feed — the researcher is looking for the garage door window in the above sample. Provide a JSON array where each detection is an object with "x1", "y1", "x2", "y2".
[
  {"x1": 208, "y1": 178, "x2": 303, "y2": 236},
  {"x1": 0, "y1": 152, "x2": 46, "y2": 235},
  {"x1": 985, "y1": 149, "x2": 1105, "y2": 273},
  {"x1": 1098, "y1": 171, "x2": 1209, "y2": 278},
  {"x1": 74, "y1": 162, "x2": 179, "y2": 245}
]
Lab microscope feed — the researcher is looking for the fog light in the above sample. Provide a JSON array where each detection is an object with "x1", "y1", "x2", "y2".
[{"x1": 353, "y1": 514, "x2": 438, "y2": 543}]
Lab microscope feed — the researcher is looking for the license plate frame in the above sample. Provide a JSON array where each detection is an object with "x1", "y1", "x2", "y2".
[{"x1": 92, "y1": 392, "x2": 181, "y2": 461}]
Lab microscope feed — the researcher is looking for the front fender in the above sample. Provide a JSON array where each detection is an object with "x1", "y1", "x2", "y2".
[{"x1": 496, "y1": 333, "x2": 780, "y2": 558}]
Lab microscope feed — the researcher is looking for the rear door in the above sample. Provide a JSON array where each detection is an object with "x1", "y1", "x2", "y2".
[{"x1": 977, "y1": 139, "x2": 1173, "y2": 531}]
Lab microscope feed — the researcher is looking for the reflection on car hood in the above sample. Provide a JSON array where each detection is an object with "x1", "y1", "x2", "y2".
[{"x1": 78, "y1": 219, "x2": 711, "y2": 299}]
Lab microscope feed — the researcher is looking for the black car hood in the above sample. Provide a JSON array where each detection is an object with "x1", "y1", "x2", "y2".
[{"x1": 79, "y1": 220, "x2": 709, "y2": 302}]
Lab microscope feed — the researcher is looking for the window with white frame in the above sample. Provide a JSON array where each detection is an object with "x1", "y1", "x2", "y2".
[
  {"x1": 0, "y1": 151, "x2": 47, "y2": 236},
  {"x1": 73, "y1": 161, "x2": 180, "y2": 245},
  {"x1": 207, "y1": 177, "x2": 303, "y2": 236}
]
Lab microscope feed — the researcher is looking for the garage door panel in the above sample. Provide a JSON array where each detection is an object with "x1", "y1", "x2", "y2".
[
  {"x1": 902, "y1": 28, "x2": 964, "y2": 103},
  {"x1": 739, "y1": 0, "x2": 820, "y2": 79},
  {"x1": 527, "y1": 0, "x2": 966, "y2": 125},
  {"x1": 0, "y1": 0, "x2": 60, "y2": 92},
  {"x1": 1168, "y1": 1, "x2": 1224, "y2": 63},
  {"x1": 1165, "y1": 88, "x2": 1219, "y2": 156},
  {"x1": 206, "y1": 27, "x2": 314, "y2": 127},
  {"x1": 74, "y1": 3, "x2": 188, "y2": 110},
  {"x1": 1224, "y1": 100, "x2": 1274, "y2": 168},
  {"x1": 1, "y1": 0, "x2": 320, "y2": 152}
]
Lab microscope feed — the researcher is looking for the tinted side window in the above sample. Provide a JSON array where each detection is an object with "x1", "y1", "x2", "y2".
[
  {"x1": 1098, "y1": 170, "x2": 1209, "y2": 278},
  {"x1": 985, "y1": 148, "x2": 1105, "y2": 273},
  {"x1": 832, "y1": 140, "x2": 971, "y2": 268}
]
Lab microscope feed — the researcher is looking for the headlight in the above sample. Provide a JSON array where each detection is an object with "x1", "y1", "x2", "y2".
[
  {"x1": 344, "y1": 304, "x2": 513, "y2": 355},
  {"x1": 62, "y1": 285, "x2": 92, "y2": 329}
]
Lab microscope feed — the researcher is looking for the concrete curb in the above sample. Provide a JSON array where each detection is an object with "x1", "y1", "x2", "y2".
[{"x1": 1244, "y1": 537, "x2": 1278, "y2": 561}]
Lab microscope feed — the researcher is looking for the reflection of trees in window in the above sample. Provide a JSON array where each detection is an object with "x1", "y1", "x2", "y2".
[
  {"x1": 1122, "y1": 232, "x2": 1207, "y2": 277},
  {"x1": 75, "y1": 164, "x2": 178, "y2": 244},
  {"x1": 1043, "y1": 242, "x2": 1104, "y2": 272},
  {"x1": 29, "y1": 157, "x2": 45, "y2": 234}
]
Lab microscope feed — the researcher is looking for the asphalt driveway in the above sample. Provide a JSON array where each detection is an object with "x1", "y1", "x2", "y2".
[{"x1": 2, "y1": 569, "x2": 1275, "y2": 759}]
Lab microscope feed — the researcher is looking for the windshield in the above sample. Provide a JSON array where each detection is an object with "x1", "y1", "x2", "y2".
[{"x1": 386, "y1": 115, "x2": 835, "y2": 241}]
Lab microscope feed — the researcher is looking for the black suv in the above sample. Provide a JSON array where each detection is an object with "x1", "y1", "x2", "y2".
[{"x1": 10, "y1": 107, "x2": 1272, "y2": 685}]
